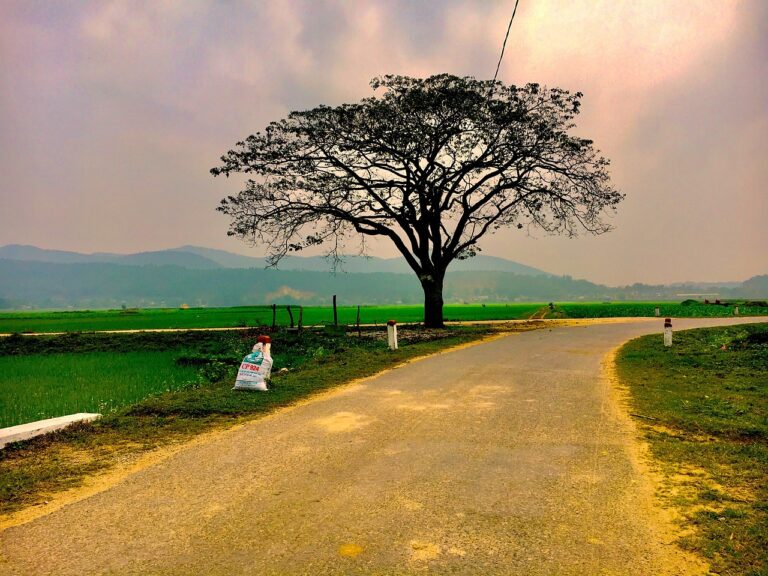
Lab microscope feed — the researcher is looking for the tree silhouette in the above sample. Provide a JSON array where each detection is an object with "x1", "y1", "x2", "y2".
[{"x1": 213, "y1": 74, "x2": 623, "y2": 327}]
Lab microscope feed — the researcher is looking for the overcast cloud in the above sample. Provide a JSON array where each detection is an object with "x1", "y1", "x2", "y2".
[{"x1": 0, "y1": 0, "x2": 765, "y2": 284}]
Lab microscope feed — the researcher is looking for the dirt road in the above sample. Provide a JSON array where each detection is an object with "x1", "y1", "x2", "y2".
[{"x1": 1, "y1": 318, "x2": 763, "y2": 575}]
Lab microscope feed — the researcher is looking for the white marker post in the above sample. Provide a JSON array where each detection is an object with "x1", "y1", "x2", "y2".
[
  {"x1": 734, "y1": 306, "x2": 739, "y2": 316},
  {"x1": 663, "y1": 318, "x2": 673, "y2": 347},
  {"x1": 654, "y1": 307, "x2": 660, "y2": 317},
  {"x1": 387, "y1": 320, "x2": 398, "y2": 351}
]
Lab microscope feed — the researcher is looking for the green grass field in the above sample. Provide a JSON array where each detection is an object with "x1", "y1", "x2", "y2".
[
  {"x1": 0, "y1": 304, "x2": 542, "y2": 333},
  {"x1": 0, "y1": 352, "x2": 199, "y2": 428},
  {"x1": 616, "y1": 323, "x2": 768, "y2": 575},
  {"x1": 1, "y1": 301, "x2": 765, "y2": 334}
]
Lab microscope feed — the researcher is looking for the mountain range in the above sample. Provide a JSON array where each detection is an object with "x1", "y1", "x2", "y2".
[
  {"x1": 0, "y1": 244, "x2": 549, "y2": 276},
  {"x1": 0, "y1": 245, "x2": 765, "y2": 310}
]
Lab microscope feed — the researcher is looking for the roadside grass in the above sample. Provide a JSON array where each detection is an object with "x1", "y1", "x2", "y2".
[
  {"x1": 0, "y1": 303, "x2": 543, "y2": 334},
  {"x1": 0, "y1": 323, "x2": 539, "y2": 518},
  {"x1": 616, "y1": 323, "x2": 768, "y2": 576}
]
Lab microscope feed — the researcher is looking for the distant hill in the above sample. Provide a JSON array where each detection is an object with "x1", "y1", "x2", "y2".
[
  {"x1": 0, "y1": 244, "x2": 221, "y2": 269},
  {"x1": 0, "y1": 259, "x2": 421, "y2": 309},
  {"x1": 175, "y1": 245, "x2": 551, "y2": 275},
  {"x1": 174, "y1": 245, "x2": 264, "y2": 269},
  {"x1": 0, "y1": 258, "x2": 763, "y2": 310},
  {"x1": 0, "y1": 259, "x2": 590, "y2": 309},
  {"x1": 741, "y1": 275, "x2": 768, "y2": 299},
  {"x1": 0, "y1": 244, "x2": 111, "y2": 264},
  {"x1": 115, "y1": 250, "x2": 221, "y2": 269},
  {"x1": 0, "y1": 244, "x2": 549, "y2": 276}
]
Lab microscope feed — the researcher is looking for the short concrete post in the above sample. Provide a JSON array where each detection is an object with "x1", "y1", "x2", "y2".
[
  {"x1": 734, "y1": 306, "x2": 739, "y2": 316},
  {"x1": 387, "y1": 320, "x2": 398, "y2": 351},
  {"x1": 663, "y1": 318, "x2": 673, "y2": 347},
  {"x1": 654, "y1": 307, "x2": 660, "y2": 317}
]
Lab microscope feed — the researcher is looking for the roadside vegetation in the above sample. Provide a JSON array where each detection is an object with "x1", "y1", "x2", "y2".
[
  {"x1": 616, "y1": 323, "x2": 768, "y2": 576},
  {"x1": 543, "y1": 300, "x2": 767, "y2": 319},
  {"x1": 0, "y1": 323, "x2": 543, "y2": 519},
  {"x1": 1, "y1": 301, "x2": 765, "y2": 334}
]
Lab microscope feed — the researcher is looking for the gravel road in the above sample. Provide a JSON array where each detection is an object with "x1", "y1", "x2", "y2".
[{"x1": 1, "y1": 317, "x2": 763, "y2": 575}]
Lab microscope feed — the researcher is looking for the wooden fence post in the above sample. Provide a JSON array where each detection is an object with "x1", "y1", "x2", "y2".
[
  {"x1": 287, "y1": 305, "x2": 294, "y2": 328},
  {"x1": 356, "y1": 305, "x2": 361, "y2": 337},
  {"x1": 333, "y1": 295, "x2": 338, "y2": 327},
  {"x1": 271, "y1": 304, "x2": 276, "y2": 329},
  {"x1": 298, "y1": 306, "x2": 304, "y2": 333}
]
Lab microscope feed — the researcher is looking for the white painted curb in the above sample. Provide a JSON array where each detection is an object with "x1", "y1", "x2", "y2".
[{"x1": 0, "y1": 413, "x2": 101, "y2": 448}]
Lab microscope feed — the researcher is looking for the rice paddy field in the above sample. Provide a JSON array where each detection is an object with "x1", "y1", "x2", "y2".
[
  {"x1": 0, "y1": 301, "x2": 765, "y2": 334},
  {"x1": 0, "y1": 351, "x2": 199, "y2": 428},
  {"x1": 0, "y1": 304, "x2": 541, "y2": 333}
]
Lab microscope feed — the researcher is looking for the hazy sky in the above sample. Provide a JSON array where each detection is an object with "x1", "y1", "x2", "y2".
[{"x1": 1, "y1": 1, "x2": 765, "y2": 285}]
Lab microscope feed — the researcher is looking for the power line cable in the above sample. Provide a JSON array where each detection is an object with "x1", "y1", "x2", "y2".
[{"x1": 492, "y1": 0, "x2": 521, "y2": 84}]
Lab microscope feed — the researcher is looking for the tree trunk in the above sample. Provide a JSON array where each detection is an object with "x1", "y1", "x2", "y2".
[{"x1": 421, "y1": 275, "x2": 445, "y2": 328}]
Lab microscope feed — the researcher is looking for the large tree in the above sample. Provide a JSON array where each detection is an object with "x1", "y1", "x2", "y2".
[{"x1": 212, "y1": 74, "x2": 623, "y2": 327}]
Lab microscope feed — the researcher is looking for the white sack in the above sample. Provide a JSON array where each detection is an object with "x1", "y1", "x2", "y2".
[{"x1": 233, "y1": 341, "x2": 273, "y2": 391}]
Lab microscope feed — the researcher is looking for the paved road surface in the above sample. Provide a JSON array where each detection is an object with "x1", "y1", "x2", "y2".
[{"x1": 1, "y1": 318, "x2": 763, "y2": 575}]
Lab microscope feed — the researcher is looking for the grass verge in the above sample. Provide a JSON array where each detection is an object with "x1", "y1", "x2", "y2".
[
  {"x1": 0, "y1": 322, "x2": 542, "y2": 521},
  {"x1": 616, "y1": 323, "x2": 768, "y2": 576},
  {"x1": 543, "y1": 301, "x2": 768, "y2": 320}
]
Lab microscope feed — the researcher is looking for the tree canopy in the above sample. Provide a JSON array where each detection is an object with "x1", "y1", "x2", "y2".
[{"x1": 212, "y1": 74, "x2": 623, "y2": 326}]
